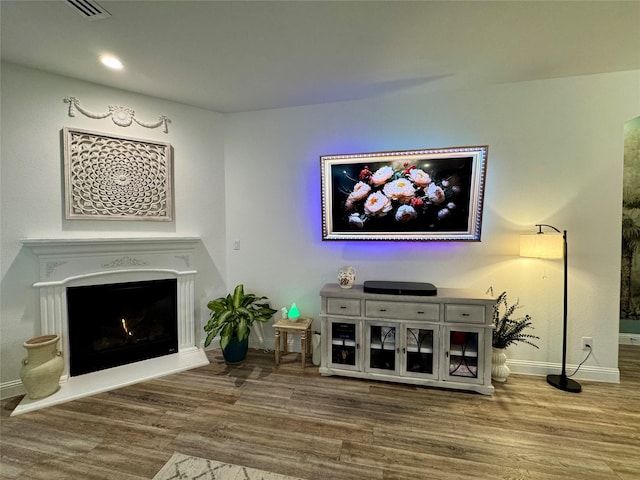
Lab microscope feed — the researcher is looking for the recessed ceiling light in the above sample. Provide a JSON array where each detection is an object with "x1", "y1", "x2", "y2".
[{"x1": 100, "y1": 55, "x2": 123, "y2": 70}]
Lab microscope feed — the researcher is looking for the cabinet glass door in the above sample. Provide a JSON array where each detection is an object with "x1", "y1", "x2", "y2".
[
  {"x1": 446, "y1": 329, "x2": 480, "y2": 380},
  {"x1": 403, "y1": 326, "x2": 437, "y2": 378},
  {"x1": 329, "y1": 320, "x2": 360, "y2": 370},
  {"x1": 366, "y1": 323, "x2": 397, "y2": 373}
]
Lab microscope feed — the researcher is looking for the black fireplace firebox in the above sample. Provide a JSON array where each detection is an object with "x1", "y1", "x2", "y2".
[{"x1": 67, "y1": 278, "x2": 178, "y2": 376}]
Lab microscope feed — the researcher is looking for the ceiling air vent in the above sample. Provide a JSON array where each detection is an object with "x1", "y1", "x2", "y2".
[{"x1": 65, "y1": 0, "x2": 111, "y2": 20}]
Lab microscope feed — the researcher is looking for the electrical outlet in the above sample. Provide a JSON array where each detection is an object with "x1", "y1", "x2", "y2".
[{"x1": 582, "y1": 336, "x2": 593, "y2": 350}]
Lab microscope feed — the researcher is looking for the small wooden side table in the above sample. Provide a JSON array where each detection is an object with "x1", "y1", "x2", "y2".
[{"x1": 272, "y1": 317, "x2": 313, "y2": 369}]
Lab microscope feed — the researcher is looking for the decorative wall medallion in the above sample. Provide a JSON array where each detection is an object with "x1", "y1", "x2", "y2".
[
  {"x1": 64, "y1": 97, "x2": 171, "y2": 133},
  {"x1": 63, "y1": 128, "x2": 173, "y2": 221},
  {"x1": 45, "y1": 261, "x2": 67, "y2": 278},
  {"x1": 101, "y1": 256, "x2": 148, "y2": 268},
  {"x1": 175, "y1": 255, "x2": 191, "y2": 267}
]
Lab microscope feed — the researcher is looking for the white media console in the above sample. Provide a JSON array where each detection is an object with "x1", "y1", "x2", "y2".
[{"x1": 319, "y1": 283, "x2": 495, "y2": 395}]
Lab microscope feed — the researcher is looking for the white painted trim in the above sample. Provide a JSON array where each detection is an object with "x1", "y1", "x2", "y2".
[
  {"x1": 33, "y1": 268, "x2": 198, "y2": 288},
  {"x1": 1, "y1": 379, "x2": 26, "y2": 401},
  {"x1": 21, "y1": 236, "x2": 201, "y2": 254},
  {"x1": 5, "y1": 351, "x2": 621, "y2": 405},
  {"x1": 619, "y1": 333, "x2": 640, "y2": 345},
  {"x1": 507, "y1": 359, "x2": 620, "y2": 383}
]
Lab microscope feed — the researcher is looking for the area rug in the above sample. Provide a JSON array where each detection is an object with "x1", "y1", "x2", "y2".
[{"x1": 153, "y1": 452, "x2": 305, "y2": 480}]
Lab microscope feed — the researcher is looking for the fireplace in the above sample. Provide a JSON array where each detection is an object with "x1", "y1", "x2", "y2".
[
  {"x1": 14, "y1": 237, "x2": 209, "y2": 416},
  {"x1": 67, "y1": 278, "x2": 179, "y2": 376}
]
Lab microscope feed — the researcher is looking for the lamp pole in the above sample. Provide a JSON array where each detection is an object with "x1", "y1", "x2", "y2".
[{"x1": 539, "y1": 225, "x2": 581, "y2": 393}]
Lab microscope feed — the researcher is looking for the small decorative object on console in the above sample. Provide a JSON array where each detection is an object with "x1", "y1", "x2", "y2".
[{"x1": 337, "y1": 266, "x2": 356, "y2": 289}]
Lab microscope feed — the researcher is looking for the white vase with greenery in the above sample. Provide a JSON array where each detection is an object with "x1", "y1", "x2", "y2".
[{"x1": 491, "y1": 291, "x2": 539, "y2": 382}]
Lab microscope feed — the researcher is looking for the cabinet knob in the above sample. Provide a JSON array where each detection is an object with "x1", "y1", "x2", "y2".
[
  {"x1": 417, "y1": 311, "x2": 425, "y2": 314},
  {"x1": 379, "y1": 308, "x2": 387, "y2": 312},
  {"x1": 461, "y1": 313, "x2": 470, "y2": 316}
]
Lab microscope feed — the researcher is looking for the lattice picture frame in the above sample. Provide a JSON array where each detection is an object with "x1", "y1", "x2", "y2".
[{"x1": 63, "y1": 128, "x2": 173, "y2": 221}]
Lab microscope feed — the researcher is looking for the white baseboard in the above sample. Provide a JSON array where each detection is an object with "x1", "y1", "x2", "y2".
[
  {"x1": 1, "y1": 379, "x2": 26, "y2": 401},
  {"x1": 619, "y1": 333, "x2": 640, "y2": 345},
  {"x1": 4, "y1": 344, "x2": 624, "y2": 403},
  {"x1": 507, "y1": 359, "x2": 620, "y2": 383}
]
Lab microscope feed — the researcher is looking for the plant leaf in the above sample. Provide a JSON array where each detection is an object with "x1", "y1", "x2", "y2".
[
  {"x1": 491, "y1": 291, "x2": 539, "y2": 349},
  {"x1": 220, "y1": 322, "x2": 235, "y2": 350},
  {"x1": 237, "y1": 317, "x2": 249, "y2": 340},
  {"x1": 204, "y1": 330, "x2": 217, "y2": 347},
  {"x1": 232, "y1": 284, "x2": 244, "y2": 309}
]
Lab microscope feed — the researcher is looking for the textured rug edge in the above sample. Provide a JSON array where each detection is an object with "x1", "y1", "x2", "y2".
[{"x1": 153, "y1": 452, "x2": 305, "y2": 480}]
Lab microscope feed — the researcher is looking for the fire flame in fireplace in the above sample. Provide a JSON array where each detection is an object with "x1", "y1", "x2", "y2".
[{"x1": 121, "y1": 318, "x2": 133, "y2": 336}]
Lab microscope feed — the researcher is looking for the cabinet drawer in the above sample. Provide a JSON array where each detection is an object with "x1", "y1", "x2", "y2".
[
  {"x1": 445, "y1": 304, "x2": 485, "y2": 324},
  {"x1": 327, "y1": 298, "x2": 361, "y2": 316},
  {"x1": 365, "y1": 301, "x2": 439, "y2": 321}
]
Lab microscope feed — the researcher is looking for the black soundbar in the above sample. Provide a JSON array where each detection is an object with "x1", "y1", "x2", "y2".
[{"x1": 363, "y1": 281, "x2": 437, "y2": 296}]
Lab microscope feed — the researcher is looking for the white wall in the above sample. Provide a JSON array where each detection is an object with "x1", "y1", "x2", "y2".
[
  {"x1": 224, "y1": 70, "x2": 639, "y2": 380},
  {"x1": 2, "y1": 63, "x2": 638, "y2": 398},
  {"x1": 0, "y1": 63, "x2": 228, "y2": 395}
]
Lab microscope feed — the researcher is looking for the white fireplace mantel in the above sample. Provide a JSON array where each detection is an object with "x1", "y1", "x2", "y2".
[
  {"x1": 22, "y1": 236, "x2": 202, "y2": 272},
  {"x1": 13, "y1": 236, "x2": 209, "y2": 416}
]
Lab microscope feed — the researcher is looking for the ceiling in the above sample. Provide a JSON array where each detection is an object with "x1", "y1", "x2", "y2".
[{"x1": 1, "y1": 0, "x2": 639, "y2": 113}]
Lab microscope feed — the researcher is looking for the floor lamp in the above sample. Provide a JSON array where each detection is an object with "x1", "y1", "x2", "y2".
[{"x1": 520, "y1": 224, "x2": 582, "y2": 393}]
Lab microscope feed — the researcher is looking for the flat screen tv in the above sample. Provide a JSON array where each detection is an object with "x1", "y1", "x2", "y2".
[{"x1": 320, "y1": 145, "x2": 488, "y2": 241}]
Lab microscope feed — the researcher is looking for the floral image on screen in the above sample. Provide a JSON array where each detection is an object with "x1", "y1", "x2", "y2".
[{"x1": 321, "y1": 146, "x2": 488, "y2": 241}]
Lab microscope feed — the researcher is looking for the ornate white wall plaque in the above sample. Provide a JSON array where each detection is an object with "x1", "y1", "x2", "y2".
[{"x1": 63, "y1": 127, "x2": 173, "y2": 221}]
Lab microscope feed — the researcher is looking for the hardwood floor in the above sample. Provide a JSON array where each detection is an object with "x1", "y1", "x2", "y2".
[{"x1": 1, "y1": 345, "x2": 639, "y2": 480}]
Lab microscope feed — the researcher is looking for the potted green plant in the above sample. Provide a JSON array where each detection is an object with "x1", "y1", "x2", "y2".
[
  {"x1": 491, "y1": 291, "x2": 539, "y2": 382},
  {"x1": 204, "y1": 284, "x2": 278, "y2": 363}
]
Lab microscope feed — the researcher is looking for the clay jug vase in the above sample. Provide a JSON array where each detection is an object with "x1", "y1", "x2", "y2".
[{"x1": 20, "y1": 335, "x2": 64, "y2": 399}]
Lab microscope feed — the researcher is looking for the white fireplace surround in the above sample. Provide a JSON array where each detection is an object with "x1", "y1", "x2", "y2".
[{"x1": 13, "y1": 237, "x2": 209, "y2": 416}]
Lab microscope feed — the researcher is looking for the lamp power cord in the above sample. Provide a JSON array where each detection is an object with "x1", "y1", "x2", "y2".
[{"x1": 567, "y1": 344, "x2": 592, "y2": 378}]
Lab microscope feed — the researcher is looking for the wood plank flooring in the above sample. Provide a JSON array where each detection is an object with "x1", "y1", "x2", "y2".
[{"x1": 1, "y1": 345, "x2": 639, "y2": 480}]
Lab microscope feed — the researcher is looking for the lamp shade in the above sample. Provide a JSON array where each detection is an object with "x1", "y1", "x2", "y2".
[{"x1": 519, "y1": 233, "x2": 563, "y2": 259}]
